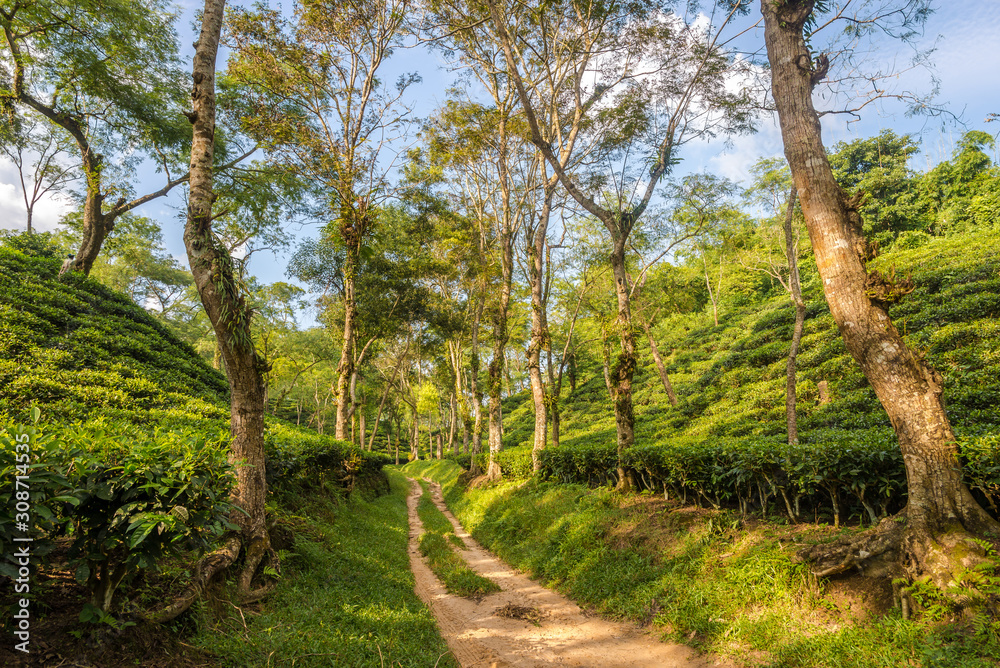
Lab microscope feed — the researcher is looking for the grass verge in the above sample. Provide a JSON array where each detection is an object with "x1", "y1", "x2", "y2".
[
  {"x1": 414, "y1": 478, "x2": 500, "y2": 599},
  {"x1": 402, "y1": 459, "x2": 1000, "y2": 668},
  {"x1": 193, "y1": 469, "x2": 457, "y2": 667}
]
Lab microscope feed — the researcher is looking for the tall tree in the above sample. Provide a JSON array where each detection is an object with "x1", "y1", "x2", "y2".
[
  {"x1": 0, "y1": 113, "x2": 76, "y2": 232},
  {"x1": 744, "y1": 158, "x2": 808, "y2": 446},
  {"x1": 154, "y1": 0, "x2": 274, "y2": 623},
  {"x1": 413, "y1": 95, "x2": 534, "y2": 479},
  {"x1": 226, "y1": 0, "x2": 416, "y2": 441},
  {"x1": 762, "y1": 0, "x2": 999, "y2": 589},
  {"x1": 483, "y1": 0, "x2": 754, "y2": 487},
  {"x1": 1, "y1": 0, "x2": 192, "y2": 274}
]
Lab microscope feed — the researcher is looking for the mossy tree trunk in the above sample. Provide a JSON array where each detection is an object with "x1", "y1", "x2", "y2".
[{"x1": 152, "y1": 0, "x2": 274, "y2": 622}]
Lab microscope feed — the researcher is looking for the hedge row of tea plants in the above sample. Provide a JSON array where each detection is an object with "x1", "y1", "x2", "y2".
[
  {"x1": 0, "y1": 416, "x2": 391, "y2": 615},
  {"x1": 469, "y1": 429, "x2": 1000, "y2": 527},
  {"x1": 265, "y1": 421, "x2": 391, "y2": 488}
]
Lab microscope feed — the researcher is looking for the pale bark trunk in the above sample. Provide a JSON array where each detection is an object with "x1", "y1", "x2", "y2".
[
  {"x1": 643, "y1": 322, "x2": 678, "y2": 406},
  {"x1": 449, "y1": 392, "x2": 458, "y2": 455},
  {"x1": 410, "y1": 413, "x2": 419, "y2": 461},
  {"x1": 469, "y1": 279, "x2": 485, "y2": 473},
  {"x1": 762, "y1": 0, "x2": 998, "y2": 584},
  {"x1": 527, "y1": 190, "x2": 554, "y2": 472},
  {"x1": 783, "y1": 186, "x2": 805, "y2": 446},
  {"x1": 486, "y1": 116, "x2": 515, "y2": 481}
]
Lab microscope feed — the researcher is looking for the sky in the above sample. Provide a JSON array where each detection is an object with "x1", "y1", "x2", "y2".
[{"x1": 2, "y1": 0, "x2": 999, "y2": 307}]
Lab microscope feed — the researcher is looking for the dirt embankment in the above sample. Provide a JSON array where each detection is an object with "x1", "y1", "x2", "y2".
[{"x1": 406, "y1": 478, "x2": 733, "y2": 668}]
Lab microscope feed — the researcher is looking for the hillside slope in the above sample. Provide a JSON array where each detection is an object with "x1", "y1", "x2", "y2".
[
  {"x1": 503, "y1": 229, "x2": 1000, "y2": 449},
  {"x1": 0, "y1": 243, "x2": 229, "y2": 425}
]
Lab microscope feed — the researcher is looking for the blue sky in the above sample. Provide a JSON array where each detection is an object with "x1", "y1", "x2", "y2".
[{"x1": 2, "y1": 0, "x2": 998, "y2": 298}]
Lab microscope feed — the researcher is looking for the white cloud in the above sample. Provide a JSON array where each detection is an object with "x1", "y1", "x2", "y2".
[{"x1": 0, "y1": 158, "x2": 75, "y2": 233}]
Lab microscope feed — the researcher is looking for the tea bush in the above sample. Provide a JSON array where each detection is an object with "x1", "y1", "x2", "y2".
[{"x1": 0, "y1": 420, "x2": 237, "y2": 612}]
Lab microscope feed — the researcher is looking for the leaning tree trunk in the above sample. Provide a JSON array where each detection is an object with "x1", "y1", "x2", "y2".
[
  {"x1": 151, "y1": 0, "x2": 273, "y2": 622},
  {"x1": 762, "y1": 0, "x2": 999, "y2": 589},
  {"x1": 643, "y1": 322, "x2": 678, "y2": 406},
  {"x1": 608, "y1": 237, "x2": 637, "y2": 490},
  {"x1": 783, "y1": 186, "x2": 806, "y2": 446}
]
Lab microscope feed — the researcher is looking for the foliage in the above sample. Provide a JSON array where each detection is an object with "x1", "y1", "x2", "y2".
[
  {"x1": 0, "y1": 242, "x2": 229, "y2": 423},
  {"x1": 0, "y1": 420, "x2": 237, "y2": 613},
  {"x1": 264, "y1": 421, "x2": 390, "y2": 489}
]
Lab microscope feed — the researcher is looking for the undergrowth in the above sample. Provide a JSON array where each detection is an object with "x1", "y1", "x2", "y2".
[
  {"x1": 192, "y1": 470, "x2": 457, "y2": 668},
  {"x1": 404, "y1": 459, "x2": 1000, "y2": 667},
  {"x1": 415, "y1": 479, "x2": 500, "y2": 599}
]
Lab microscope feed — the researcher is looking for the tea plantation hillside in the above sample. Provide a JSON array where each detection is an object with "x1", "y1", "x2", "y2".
[
  {"x1": 0, "y1": 240, "x2": 459, "y2": 667},
  {"x1": 0, "y1": 243, "x2": 230, "y2": 425},
  {"x1": 494, "y1": 229, "x2": 1000, "y2": 523}
]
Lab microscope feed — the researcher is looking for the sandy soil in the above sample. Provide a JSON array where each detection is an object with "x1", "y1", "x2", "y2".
[{"x1": 406, "y1": 478, "x2": 734, "y2": 668}]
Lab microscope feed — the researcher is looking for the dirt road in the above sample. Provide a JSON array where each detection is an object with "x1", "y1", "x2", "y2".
[{"x1": 406, "y1": 478, "x2": 732, "y2": 668}]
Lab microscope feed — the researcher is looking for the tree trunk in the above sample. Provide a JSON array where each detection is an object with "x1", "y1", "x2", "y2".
[
  {"x1": 449, "y1": 392, "x2": 458, "y2": 455},
  {"x1": 469, "y1": 285, "x2": 485, "y2": 473},
  {"x1": 762, "y1": 0, "x2": 998, "y2": 588},
  {"x1": 643, "y1": 322, "x2": 678, "y2": 406},
  {"x1": 151, "y1": 0, "x2": 274, "y2": 623},
  {"x1": 359, "y1": 412, "x2": 367, "y2": 451},
  {"x1": 410, "y1": 413, "x2": 419, "y2": 461},
  {"x1": 449, "y1": 340, "x2": 471, "y2": 454},
  {"x1": 527, "y1": 190, "x2": 554, "y2": 472},
  {"x1": 334, "y1": 250, "x2": 358, "y2": 440},
  {"x1": 486, "y1": 113, "x2": 515, "y2": 481},
  {"x1": 783, "y1": 186, "x2": 805, "y2": 446},
  {"x1": 609, "y1": 238, "x2": 636, "y2": 490}
]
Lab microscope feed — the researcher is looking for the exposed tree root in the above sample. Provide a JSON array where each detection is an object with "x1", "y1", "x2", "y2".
[
  {"x1": 146, "y1": 536, "x2": 242, "y2": 624},
  {"x1": 145, "y1": 529, "x2": 279, "y2": 624},
  {"x1": 798, "y1": 509, "x2": 998, "y2": 609}
]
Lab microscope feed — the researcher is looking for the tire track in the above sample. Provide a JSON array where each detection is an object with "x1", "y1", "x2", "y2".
[{"x1": 407, "y1": 477, "x2": 734, "y2": 668}]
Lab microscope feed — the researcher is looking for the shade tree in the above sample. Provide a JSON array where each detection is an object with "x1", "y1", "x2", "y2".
[
  {"x1": 743, "y1": 157, "x2": 810, "y2": 446},
  {"x1": 761, "y1": 0, "x2": 1000, "y2": 596},
  {"x1": 0, "y1": 111, "x2": 77, "y2": 232},
  {"x1": 1, "y1": 0, "x2": 196, "y2": 275},
  {"x1": 481, "y1": 0, "x2": 756, "y2": 487},
  {"x1": 225, "y1": 0, "x2": 418, "y2": 441}
]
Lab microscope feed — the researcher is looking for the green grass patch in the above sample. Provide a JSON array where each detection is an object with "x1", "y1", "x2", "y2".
[
  {"x1": 412, "y1": 477, "x2": 500, "y2": 599},
  {"x1": 405, "y1": 459, "x2": 1000, "y2": 667},
  {"x1": 193, "y1": 469, "x2": 457, "y2": 668}
]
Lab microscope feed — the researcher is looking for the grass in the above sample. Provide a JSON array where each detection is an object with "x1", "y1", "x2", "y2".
[
  {"x1": 193, "y1": 469, "x2": 458, "y2": 668},
  {"x1": 414, "y1": 478, "x2": 500, "y2": 599},
  {"x1": 403, "y1": 458, "x2": 1000, "y2": 668}
]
